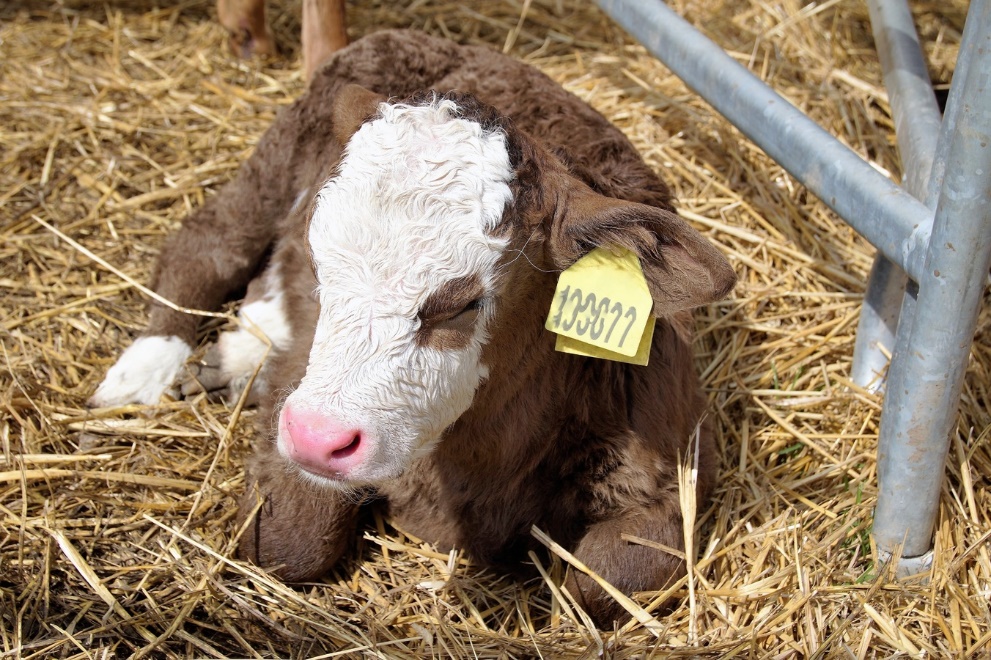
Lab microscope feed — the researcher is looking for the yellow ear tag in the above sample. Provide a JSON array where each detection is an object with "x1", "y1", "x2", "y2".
[
  {"x1": 555, "y1": 316, "x2": 656, "y2": 365},
  {"x1": 544, "y1": 246, "x2": 655, "y2": 365}
]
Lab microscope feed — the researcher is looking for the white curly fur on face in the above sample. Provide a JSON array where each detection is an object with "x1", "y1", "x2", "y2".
[{"x1": 281, "y1": 98, "x2": 514, "y2": 485}]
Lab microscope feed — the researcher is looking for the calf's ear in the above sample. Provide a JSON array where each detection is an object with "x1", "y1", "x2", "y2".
[
  {"x1": 332, "y1": 83, "x2": 386, "y2": 145},
  {"x1": 546, "y1": 184, "x2": 736, "y2": 317}
]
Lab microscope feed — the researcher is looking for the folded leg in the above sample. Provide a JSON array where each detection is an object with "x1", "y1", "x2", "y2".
[
  {"x1": 90, "y1": 129, "x2": 310, "y2": 407},
  {"x1": 181, "y1": 258, "x2": 293, "y2": 404},
  {"x1": 565, "y1": 502, "x2": 688, "y2": 628}
]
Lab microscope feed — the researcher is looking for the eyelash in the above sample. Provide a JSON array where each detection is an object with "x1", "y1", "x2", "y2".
[{"x1": 459, "y1": 298, "x2": 484, "y2": 315}]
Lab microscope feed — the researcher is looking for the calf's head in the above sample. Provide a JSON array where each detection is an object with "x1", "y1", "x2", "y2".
[{"x1": 277, "y1": 85, "x2": 735, "y2": 487}]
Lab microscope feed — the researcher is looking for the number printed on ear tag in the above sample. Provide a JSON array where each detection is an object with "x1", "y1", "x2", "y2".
[
  {"x1": 545, "y1": 246, "x2": 654, "y2": 359},
  {"x1": 555, "y1": 316, "x2": 656, "y2": 366}
]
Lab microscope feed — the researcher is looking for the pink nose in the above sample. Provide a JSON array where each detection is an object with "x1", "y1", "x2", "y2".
[{"x1": 278, "y1": 403, "x2": 365, "y2": 477}]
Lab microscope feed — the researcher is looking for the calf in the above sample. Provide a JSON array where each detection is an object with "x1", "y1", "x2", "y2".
[{"x1": 90, "y1": 30, "x2": 735, "y2": 626}]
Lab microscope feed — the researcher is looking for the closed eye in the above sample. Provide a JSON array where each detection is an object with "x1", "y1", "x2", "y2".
[
  {"x1": 421, "y1": 295, "x2": 484, "y2": 327},
  {"x1": 416, "y1": 275, "x2": 486, "y2": 349},
  {"x1": 455, "y1": 298, "x2": 483, "y2": 317},
  {"x1": 418, "y1": 275, "x2": 485, "y2": 322}
]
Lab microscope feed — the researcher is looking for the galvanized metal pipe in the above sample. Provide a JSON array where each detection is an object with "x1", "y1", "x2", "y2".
[
  {"x1": 592, "y1": 0, "x2": 934, "y2": 283},
  {"x1": 852, "y1": 0, "x2": 944, "y2": 391},
  {"x1": 867, "y1": 0, "x2": 943, "y2": 198},
  {"x1": 851, "y1": 256, "x2": 908, "y2": 390},
  {"x1": 873, "y1": 0, "x2": 991, "y2": 559}
]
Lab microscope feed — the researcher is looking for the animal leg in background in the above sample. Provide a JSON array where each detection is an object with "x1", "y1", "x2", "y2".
[
  {"x1": 303, "y1": 0, "x2": 348, "y2": 79},
  {"x1": 217, "y1": 0, "x2": 276, "y2": 59},
  {"x1": 217, "y1": 0, "x2": 348, "y2": 79}
]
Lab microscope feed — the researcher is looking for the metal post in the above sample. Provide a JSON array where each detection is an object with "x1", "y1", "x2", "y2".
[
  {"x1": 852, "y1": 257, "x2": 909, "y2": 390},
  {"x1": 852, "y1": 0, "x2": 944, "y2": 392},
  {"x1": 873, "y1": 0, "x2": 991, "y2": 566},
  {"x1": 866, "y1": 0, "x2": 943, "y2": 200},
  {"x1": 592, "y1": 0, "x2": 935, "y2": 284}
]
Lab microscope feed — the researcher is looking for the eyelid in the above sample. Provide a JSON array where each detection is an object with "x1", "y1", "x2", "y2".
[
  {"x1": 459, "y1": 297, "x2": 484, "y2": 314},
  {"x1": 418, "y1": 274, "x2": 486, "y2": 324},
  {"x1": 421, "y1": 295, "x2": 484, "y2": 326},
  {"x1": 415, "y1": 296, "x2": 484, "y2": 350}
]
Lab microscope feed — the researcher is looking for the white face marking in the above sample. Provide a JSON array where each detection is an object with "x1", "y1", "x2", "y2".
[
  {"x1": 90, "y1": 335, "x2": 192, "y2": 407},
  {"x1": 281, "y1": 97, "x2": 514, "y2": 485}
]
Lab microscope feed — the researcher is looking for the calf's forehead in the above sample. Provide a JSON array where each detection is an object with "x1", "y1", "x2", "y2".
[{"x1": 307, "y1": 98, "x2": 515, "y2": 298}]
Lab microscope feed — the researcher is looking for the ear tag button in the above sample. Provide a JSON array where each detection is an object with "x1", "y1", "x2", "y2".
[{"x1": 545, "y1": 246, "x2": 655, "y2": 365}]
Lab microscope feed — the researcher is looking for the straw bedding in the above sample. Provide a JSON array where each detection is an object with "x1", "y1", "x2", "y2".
[{"x1": 1, "y1": 0, "x2": 987, "y2": 657}]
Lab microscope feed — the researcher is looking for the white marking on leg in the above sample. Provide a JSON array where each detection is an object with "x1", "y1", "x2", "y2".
[
  {"x1": 214, "y1": 264, "x2": 292, "y2": 394},
  {"x1": 90, "y1": 336, "x2": 192, "y2": 406},
  {"x1": 217, "y1": 290, "x2": 292, "y2": 392}
]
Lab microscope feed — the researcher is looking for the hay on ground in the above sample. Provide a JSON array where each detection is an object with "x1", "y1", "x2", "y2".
[{"x1": 1, "y1": 0, "x2": 987, "y2": 657}]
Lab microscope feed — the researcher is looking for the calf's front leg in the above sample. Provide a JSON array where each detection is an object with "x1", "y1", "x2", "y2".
[
  {"x1": 565, "y1": 504, "x2": 688, "y2": 628},
  {"x1": 88, "y1": 119, "x2": 301, "y2": 407},
  {"x1": 89, "y1": 197, "x2": 275, "y2": 407}
]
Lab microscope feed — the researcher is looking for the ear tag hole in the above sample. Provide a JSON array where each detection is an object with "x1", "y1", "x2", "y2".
[{"x1": 544, "y1": 246, "x2": 655, "y2": 365}]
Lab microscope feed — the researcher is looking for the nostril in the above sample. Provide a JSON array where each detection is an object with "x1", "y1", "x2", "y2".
[
  {"x1": 330, "y1": 433, "x2": 361, "y2": 459},
  {"x1": 279, "y1": 404, "x2": 366, "y2": 472}
]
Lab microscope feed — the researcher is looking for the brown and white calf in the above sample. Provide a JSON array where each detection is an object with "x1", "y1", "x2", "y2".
[{"x1": 90, "y1": 30, "x2": 735, "y2": 625}]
